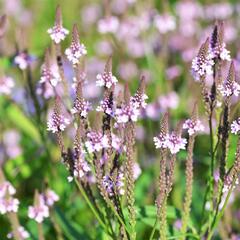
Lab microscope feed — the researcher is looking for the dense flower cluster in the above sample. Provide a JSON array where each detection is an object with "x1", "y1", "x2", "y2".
[
  {"x1": 102, "y1": 172, "x2": 125, "y2": 196},
  {"x1": 47, "y1": 25, "x2": 69, "y2": 44},
  {"x1": 218, "y1": 77, "x2": 240, "y2": 97},
  {"x1": 231, "y1": 118, "x2": 240, "y2": 135},
  {"x1": 47, "y1": 112, "x2": 70, "y2": 133},
  {"x1": 0, "y1": 181, "x2": 19, "y2": 215},
  {"x1": 85, "y1": 131, "x2": 109, "y2": 153},
  {"x1": 96, "y1": 97, "x2": 114, "y2": 116},
  {"x1": 183, "y1": 119, "x2": 204, "y2": 135},
  {"x1": 96, "y1": 71, "x2": 118, "y2": 89},
  {"x1": 154, "y1": 132, "x2": 187, "y2": 154},
  {"x1": 65, "y1": 41, "x2": 87, "y2": 65},
  {"x1": 40, "y1": 64, "x2": 61, "y2": 87},
  {"x1": 71, "y1": 97, "x2": 91, "y2": 118}
]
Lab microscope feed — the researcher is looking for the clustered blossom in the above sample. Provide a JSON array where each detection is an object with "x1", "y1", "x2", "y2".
[
  {"x1": 131, "y1": 92, "x2": 148, "y2": 109},
  {"x1": 7, "y1": 226, "x2": 30, "y2": 239},
  {"x1": 14, "y1": 52, "x2": 32, "y2": 70},
  {"x1": 166, "y1": 133, "x2": 187, "y2": 154},
  {"x1": 191, "y1": 50, "x2": 214, "y2": 77},
  {"x1": 65, "y1": 41, "x2": 87, "y2": 65},
  {"x1": 28, "y1": 198, "x2": 49, "y2": 223},
  {"x1": 67, "y1": 148, "x2": 91, "y2": 182},
  {"x1": 71, "y1": 97, "x2": 91, "y2": 118},
  {"x1": 153, "y1": 132, "x2": 187, "y2": 154},
  {"x1": 47, "y1": 112, "x2": 70, "y2": 133},
  {"x1": 85, "y1": 131, "x2": 109, "y2": 153},
  {"x1": 102, "y1": 172, "x2": 125, "y2": 197},
  {"x1": 153, "y1": 132, "x2": 168, "y2": 149},
  {"x1": 96, "y1": 71, "x2": 118, "y2": 89},
  {"x1": 43, "y1": 189, "x2": 59, "y2": 206},
  {"x1": 0, "y1": 76, "x2": 14, "y2": 95},
  {"x1": 47, "y1": 25, "x2": 69, "y2": 44},
  {"x1": 40, "y1": 64, "x2": 61, "y2": 87},
  {"x1": 218, "y1": 79, "x2": 240, "y2": 97},
  {"x1": 0, "y1": 181, "x2": 19, "y2": 215},
  {"x1": 231, "y1": 118, "x2": 240, "y2": 135},
  {"x1": 115, "y1": 103, "x2": 140, "y2": 123},
  {"x1": 96, "y1": 97, "x2": 114, "y2": 116},
  {"x1": 211, "y1": 41, "x2": 231, "y2": 61},
  {"x1": 183, "y1": 119, "x2": 204, "y2": 135}
]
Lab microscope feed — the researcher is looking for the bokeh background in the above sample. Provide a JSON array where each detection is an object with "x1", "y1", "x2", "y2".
[{"x1": 0, "y1": 0, "x2": 240, "y2": 239}]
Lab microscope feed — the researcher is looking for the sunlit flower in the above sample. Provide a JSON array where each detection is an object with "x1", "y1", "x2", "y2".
[
  {"x1": 43, "y1": 189, "x2": 59, "y2": 207},
  {"x1": 71, "y1": 97, "x2": 91, "y2": 118},
  {"x1": 85, "y1": 131, "x2": 109, "y2": 153},
  {"x1": 28, "y1": 198, "x2": 49, "y2": 223},
  {"x1": 183, "y1": 119, "x2": 204, "y2": 135},
  {"x1": 47, "y1": 25, "x2": 69, "y2": 44},
  {"x1": 231, "y1": 118, "x2": 240, "y2": 135},
  {"x1": 0, "y1": 198, "x2": 19, "y2": 214},
  {"x1": 153, "y1": 132, "x2": 168, "y2": 149},
  {"x1": 47, "y1": 112, "x2": 70, "y2": 133},
  {"x1": 7, "y1": 226, "x2": 30, "y2": 239},
  {"x1": 0, "y1": 76, "x2": 14, "y2": 95},
  {"x1": 96, "y1": 72, "x2": 118, "y2": 89},
  {"x1": 166, "y1": 132, "x2": 187, "y2": 154}
]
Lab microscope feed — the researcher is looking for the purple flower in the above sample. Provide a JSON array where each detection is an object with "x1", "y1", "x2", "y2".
[
  {"x1": 96, "y1": 71, "x2": 118, "y2": 89},
  {"x1": 43, "y1": 189, "x2": 59, "y2": 207},
  {"x1": 231, "y1": 118, "x2": 240, "y2": 135},
  {"x1": 192, "y1": 51, "x2": 214, "y2": 77},
  {"x1": 102, "y1": 172, "x2": 124, "y2": 197},
  {"x1": 0, "y1": 181, "x2": 16, "y2": 198},
  {"x1": 47, "y1": 112, "x2": 70, "y2": 133},
  {"x1": 166, "y1": 133, "x2": 187, "y2": 154},
  {"x1": 96, "y1": 96, "x2": 114, "y2": 116},
  {"x1": 7, "y1": 226, "x2": 30, "y2": 239},
  {"x1": 153, "y1": 132, "x2": 168, "y2": 149},
  {"x1": 85, "y1": 131, "x2": 109, "y2": 153},
  {"x1": 115, "y1": 104, "x2": 140, "y2": 123},
  {"x1": 28, "y1": 197, "x2": 49, "y2": 223},
  {"x1": 219, "y1": 81, "x2": 240, "y2": 97},
  {"x1": 47, "y1": 25, "x2": 69, "y2": 44},
  {"x1": 0, "y1": 76, "x2": 14, "y2": 95},
  {"x1": 71, "y1": 97, "x2": 91, "y2": 118},
  {"x1": 39, "y1": 63, "x2": 61, "y2": 87},
  {"x1": 0, "y1": 198, "x2": 19, "y2": 214},
  {"x1": 183, "y1": 119, "x2": 204, "y2": 135},
  {"x1": 14, "y1": 52, "x2": 32, "y2": 70}
]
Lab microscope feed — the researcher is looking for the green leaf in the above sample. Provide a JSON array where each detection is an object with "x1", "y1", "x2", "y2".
[{"x1": 54, "y1": 207, "x2": 89, "y2": 240}]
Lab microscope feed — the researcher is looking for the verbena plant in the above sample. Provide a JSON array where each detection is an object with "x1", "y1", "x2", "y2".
[{"x1": 0, "y1": 5, "x2": 240, "y2": 240}]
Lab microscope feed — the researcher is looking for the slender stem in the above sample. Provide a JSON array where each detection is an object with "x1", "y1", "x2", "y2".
[
  {"x1": 149, "y1": 218, "x2": 158, "y2": 240},
  {"x1": 8, "y1": 212, "x2": 21, "y2": 240},
  {"x1": 74, "y1": 179, "x2": 111, "y2": 236},
  {"x1": 38, "y1": 222, "x2": 45, "y2": 240}
]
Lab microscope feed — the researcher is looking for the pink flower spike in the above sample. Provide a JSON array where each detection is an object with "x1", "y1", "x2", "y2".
[
  {"x1": 183, "y1": 119, "x2": 204, "y2": 135},
  {"x1": 166, "y1": 132, "x2": 187, "y2": 154},
  {"x1": 231, "y1": 118, "x2": 240, "y2": 135},
  {"x1": 0, "y1": 198, "x2": 19, "y2": 214}
]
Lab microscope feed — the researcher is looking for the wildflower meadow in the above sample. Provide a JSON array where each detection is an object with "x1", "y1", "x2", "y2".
[{"x1": 0, "y1": 0, "x2": 240, "y2": 239}]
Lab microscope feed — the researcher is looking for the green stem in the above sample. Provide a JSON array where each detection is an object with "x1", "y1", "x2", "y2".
[{"x1": 149, "y1": 218, "x2": 158, "y2": 240}]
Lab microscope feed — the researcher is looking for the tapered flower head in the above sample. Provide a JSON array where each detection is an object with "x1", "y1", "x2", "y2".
[
  {"x1": 218, "y1": 61, "x2": 240, "y2": 97},
  {"x1": 192, "y1": 38, "x2": 214, "y2": 79},
  {"x1": 47, "y1": 6, "x2": 69, "y2": 44},
  {"x1": 96, "y1": 57, "x2": 118, "y2": 89},
  {"x1": 71, "y1": 97, "x2": 91, "y2": 117},
  {"x1": 0, "y1": 198, "x2": 19, "y2": 214},
  {"x1": 210, "y1": 22, "x2": 231, "y2": 61},
  {"x1": 65, "y1": 24, "x2": 87, "y2": 65},
  {"x1": 47, "y1": 97, "x2": 70, "y2": 133},
  {"x1": 28, "y1": 191, "x2": 49, "y2": 223},
  {"x1": 166, "y1": 132, "x2": 187, "y2": 154}
]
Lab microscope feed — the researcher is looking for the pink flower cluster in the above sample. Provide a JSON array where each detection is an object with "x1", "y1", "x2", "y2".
[
  {"x1": 231, "y1": 118, "x2": 240, "y2": 135},
  {"x1": 28, "y1": 189, "x2": 59, "y2": 223},
  {"x1": 65, "y1": 41, "x2": 87, "y2": 65},
  {"x1": 7, "y1": 226, "x2": 29, "y2": 239},
  {"x1": 96, "y1": 71, "x2": 118, "y2": 89},
  {"x1": 71, "y1": 97, "x2": 91, "y2": 118},
  {"x1": 85, "y1": 131, "x2": 109, "y2": 153},
  {"x1": 0, "y1": 181, "x2": 19, "y2": 215},
  {"x1": 47, "y1": 25, "x2": 69, "y2": 44},
  {"x1": 154, "y1": 132, "x2": 187, "y2": 154},
  {"x1": 47, "y1": 112, "x2": 70, "y2": 133},
  {"x1": 183, "y1": 119, "x2": 204, "y2": 135},
  {"x1": 0, "y1": 76, "x2": 14, "y2": 95}
]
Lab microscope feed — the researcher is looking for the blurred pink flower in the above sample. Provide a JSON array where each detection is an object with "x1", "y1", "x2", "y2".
[
  {"x1": 0, "y1": 76, "x2": 14, "y2": 95},
  {"x1": 97, "y1": 16, "x2": 119, "y2": 34}
]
